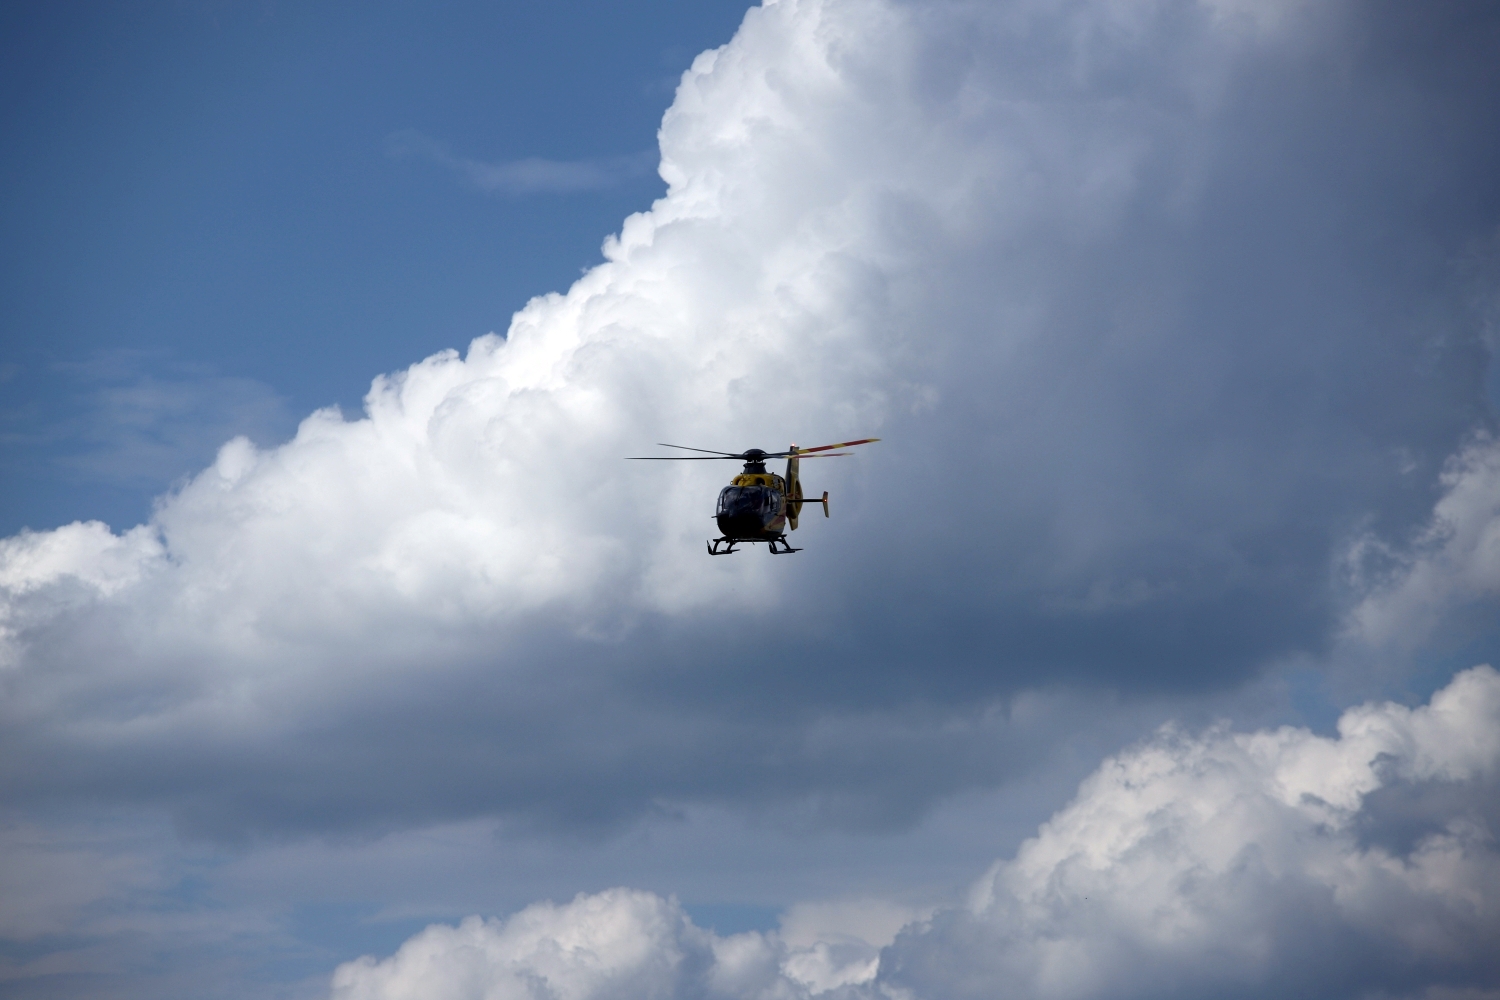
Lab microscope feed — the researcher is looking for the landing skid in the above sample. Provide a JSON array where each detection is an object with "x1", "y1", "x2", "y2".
[{"x1": 707, "y1": 535, "x2": 802, "y2": 556}]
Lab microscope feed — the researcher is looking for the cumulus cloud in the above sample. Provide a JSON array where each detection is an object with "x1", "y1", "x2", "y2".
[
  {"x1": 330, "y1": 885, "x2": 915, "y2": 1000},
  {"x1": 2, "y1": 0, "x2": 1499, "y2": 854},
  {"x1": 330, "y1": 889, "x2": 791, "y2": 1000},
  {"x1": 1347, "y1": 434, "x2": 1500, "y2": 649},
  {"x1": 337, "y1": 667, "x2": 1500, "y2": 1000},
  {"x1": 876, "y1": 664, "x2": 1500, "y2": 1000}
]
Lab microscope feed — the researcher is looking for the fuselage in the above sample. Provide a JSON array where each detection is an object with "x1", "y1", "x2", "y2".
[{"x1": 715, "y1": 471, "x2": 788, "y2": 540}]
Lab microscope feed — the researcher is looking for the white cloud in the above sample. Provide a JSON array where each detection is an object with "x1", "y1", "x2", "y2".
[
  {"x1": 330, "y1": 888, "x2": 800, "y2": 1000},
  {"x1": 0, "y1": 521, "x2": 162, "y2": 598},
  {"x1": 875, "y1": 665, "x2": 1500, "y2": 1000},
  {"x1": 331, "y1": 667, "x2": 1500, "y2": 1000},
  {"x1": 328, "y1": 887, "x2": 912, "y2": 1000},
  {"x1": 1347, "y1": 435, "x2": 1500, "y2": 648},
  {"x1": 0, "y1": 521, "x2": 163, "y2": 668},
  {"x1": 777, "y1": 899, "x2": 915, "y2": 993}
]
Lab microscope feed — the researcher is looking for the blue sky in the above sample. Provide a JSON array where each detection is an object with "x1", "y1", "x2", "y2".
[
  {"x1": 4, "y1": 2, "x2": 1500, "y2": 999},
  {"x1": 1, "y1": 0, "x2": 747, "y2": 533}
]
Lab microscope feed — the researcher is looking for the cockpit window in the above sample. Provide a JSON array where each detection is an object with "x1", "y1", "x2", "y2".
[
  {"x1": 718, "y1": 486, "x2": 781, "y2": 516},
  {"x1": 717, "y1": 487, "x2": 747, "y2": 516}
]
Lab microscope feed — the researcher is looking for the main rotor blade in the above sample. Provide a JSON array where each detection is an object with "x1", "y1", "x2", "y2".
[
  {"x1": 762, "y1": 437, "x2": 880, "y2": 458},
  {"x1": 655, "y1": 443, "x2": 745, "y2": 456},
  {"x1": 626, "y1": 452, "x2": 847, "y2": 460},
  {"x1": 791, "y1": 437, "x2": 880, "y2": 455},
  {"x1": 629, "y1": 438, "x2": 879, "y2": 461}
]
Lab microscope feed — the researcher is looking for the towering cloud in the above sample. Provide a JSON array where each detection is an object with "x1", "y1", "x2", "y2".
[{"x1": 4, "y1": 0, "x2": 1497, "y2": 839}]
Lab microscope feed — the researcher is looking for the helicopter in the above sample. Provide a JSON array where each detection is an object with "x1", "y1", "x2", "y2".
[{"x1": 628, "y1": 438, "x2": 880, "y2": 555}]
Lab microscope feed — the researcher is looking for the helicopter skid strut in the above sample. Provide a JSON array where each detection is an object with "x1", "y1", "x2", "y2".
[{"x1": 707, "y1": 536, "x2": 801, "y2": 556}]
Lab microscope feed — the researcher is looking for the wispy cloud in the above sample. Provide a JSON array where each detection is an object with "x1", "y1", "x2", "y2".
[
  {"x1": 0, "y1": 350, "x2": 291, "y2": 492},
  {"x1": 385, "y1": 129, "x2": 656, "y2": 195}
]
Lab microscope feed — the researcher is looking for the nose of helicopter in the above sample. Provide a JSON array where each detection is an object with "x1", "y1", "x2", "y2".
[{"x1": 716, "y1": 513, "x2": 763, "y2": 539}]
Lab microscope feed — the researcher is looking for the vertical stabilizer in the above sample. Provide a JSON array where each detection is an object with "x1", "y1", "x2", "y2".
[{"x1": 786, "y1": 445, "x2": 804, "y2": 531}]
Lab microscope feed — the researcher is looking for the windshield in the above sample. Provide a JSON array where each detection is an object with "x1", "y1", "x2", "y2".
[{"x1": 717, "y1": 486, "x2": 780, "y2": 517}]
